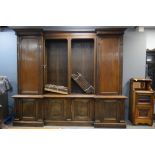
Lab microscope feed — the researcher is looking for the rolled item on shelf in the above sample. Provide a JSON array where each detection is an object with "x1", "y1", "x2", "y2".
[{"x1": 44, "y1": 84, "x2": 68, "y2": 94}]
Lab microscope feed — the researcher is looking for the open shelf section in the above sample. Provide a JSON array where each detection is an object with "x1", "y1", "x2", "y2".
[
  {"x1": 46, "y1": 39, "x2": 68, "y2": 87},
  {"x1": 71, "y1": 39, "x2": 95, "y2": 94}
]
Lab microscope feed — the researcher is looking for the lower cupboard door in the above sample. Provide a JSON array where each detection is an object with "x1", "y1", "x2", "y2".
[
  {"x1": 44, "y1": 99, "x2": 67, "y2": 121},
  {"x1": 95, "y1": 99, "x2": 124, "y2": 123},
  {"x1": 72, "y1": 99, "x2": 94, "y2": 121},
  {"x1": 17, "y1": 99, "x2": 38, "y2": 121}
]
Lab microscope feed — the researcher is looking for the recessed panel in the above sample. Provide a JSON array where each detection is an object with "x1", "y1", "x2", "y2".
[{"x1": 97, "y1": 37, "x2": 121, "y2": 94}]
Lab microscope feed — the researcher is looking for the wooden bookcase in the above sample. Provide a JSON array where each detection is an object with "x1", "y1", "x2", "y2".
[
  {"x1": 129, "y1": 78, "x2": 154, "y2": 125},
  {"x1": 12, "y1": 28, "x2": 127, "y2": 128}
]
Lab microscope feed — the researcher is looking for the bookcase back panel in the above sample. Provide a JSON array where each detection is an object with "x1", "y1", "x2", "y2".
[
  {"x1": 71, "y1": 39, "x2": 94, "y2": 93},
  {"x1": 97, "y1": 37, "x2": 121, "y2": 95},
  {"x1": 46, "y1": 39, "x2": 68, "y2": 87}
]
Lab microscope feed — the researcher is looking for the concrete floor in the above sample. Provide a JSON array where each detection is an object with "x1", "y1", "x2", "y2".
[{"x1": 2, "y1": 120, "x2": 155, "y2": 129}]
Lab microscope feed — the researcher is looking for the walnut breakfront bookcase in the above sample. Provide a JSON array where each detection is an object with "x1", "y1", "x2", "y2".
[{"x1": 12, "y1": 28, "x2": 127, "y2": 128}]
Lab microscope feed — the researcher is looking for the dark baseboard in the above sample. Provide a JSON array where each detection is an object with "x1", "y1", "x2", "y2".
[
  {"x1": 13, "y1": 121, "x2": 44, "y2": 127},
  {"x1": 94, "y1": 122, "x2": 126, "y2": 128}
]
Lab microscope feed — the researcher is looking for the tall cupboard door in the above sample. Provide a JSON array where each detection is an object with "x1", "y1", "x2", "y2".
[
  {"x1": 96, "y1": 36, "x2": 123, "y2": 95},
  {"x1": 18, "y1": 35, "x2": 43, "y2": 94}
]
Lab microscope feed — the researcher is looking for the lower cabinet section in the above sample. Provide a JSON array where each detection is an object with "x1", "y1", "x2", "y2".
[
  {"x1": 13, "y1": 98, "x2": 44, "y2": 127},
  {"x1": 44, "y1": 99, "x2": 94, "y2": 126},
  {"x1": 13, "y1": 95, "x2": 126, "y2": 128},
  {"x1": 72, "y1": 99, "x2": 94, "y2": 122},
  {"x1": 44, "y1": 99, "x2": 67, "y2": 121},
  {"x1": 129, "y1": 91, "x2": 154, "y2": 126},
  {"x1": 135, "y1": 105, "x2": 153, "y2": 126},
  {"x1": 94, "y1": 99, "x2": 126, "y2": 128},
  {"x1": 44, "y1": 99, "x2": 69, "y2": 125}
]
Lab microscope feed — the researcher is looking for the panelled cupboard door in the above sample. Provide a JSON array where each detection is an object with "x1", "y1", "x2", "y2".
[
  {"x1": 96, "y1": 36, "x2": 122, "y2": 95},
  {"x1": 14, "y1": 99, "x2": 43, "y2": 121},
  {"x1": 72, "y1": 99, "x2": 94, "y2": 121},
  {"x1": 44, "y1": 99, "x2": 68, "y2": 121},
  {"x1": 18, "y1": 36, "x2": 43, "y2": 94},
  {"x1": 95, "y1": 99, "x2": 123, "y2": 123}
]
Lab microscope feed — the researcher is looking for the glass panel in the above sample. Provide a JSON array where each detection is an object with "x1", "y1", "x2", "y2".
[{"x1": 137, "y1": 95, "x2": 151, "y2": 103}]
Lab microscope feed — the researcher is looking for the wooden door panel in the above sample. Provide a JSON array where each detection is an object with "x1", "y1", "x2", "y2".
[
  {"x1": 45, "y1": 99, "x2": 66, "y2": 120},
  {"x1": 21, "y1": 99, "x2": 37, "y2": 121},
  {"x1": 14, "y1": 99, "x2": 43, "y2": 121},
  {"x1": 96, "y1": 99, "x2": 122, "y2": 123},
  {"x1": 97, "y1": 37, "x2": 122, "y2": 95},
  {"x1": 72, "y1": 99, "x2": 93, "y2": 121},
  {"x1": 135, "y1": 105, "x2": 152, "y2": 118},
  {"x1": 19, "y1": 36, "x2": 43, "y2": 94},
  {"x1": 102, "y1": 101, "x2": 117, "y2": 121}
]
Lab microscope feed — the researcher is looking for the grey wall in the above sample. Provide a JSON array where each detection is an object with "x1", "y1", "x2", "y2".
[
  {"x1": 145, "y1": 28, "x2": 155, "y2": 49},
  {"x1": 122, "y1": 28, "x2": 155, "y2": 119},
  {"x1": 123, "y1": 28, "x2": 146, "y2": 119},
  {"x1": 0, "y1": 29, "x2": 17, "y2": 114}
]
